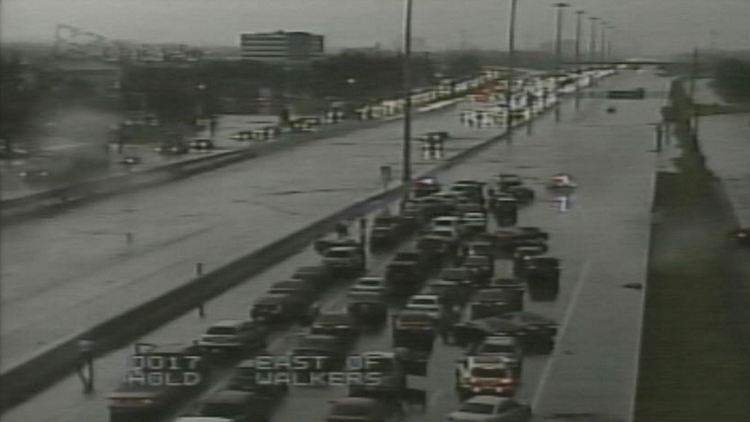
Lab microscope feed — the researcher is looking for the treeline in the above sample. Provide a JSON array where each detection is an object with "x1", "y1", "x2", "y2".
[{"x1": 713, "y1": 59, "x2": 750, "y2": 103}]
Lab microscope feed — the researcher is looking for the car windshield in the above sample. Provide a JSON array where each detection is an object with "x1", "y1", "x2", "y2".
[
  {"x1": 206, "y1": 326, "x2": 238, "y2": 335},
  {"x1": 410, "y1": 298, "x2": 436, "y2": 306},
  {"x1": 471, "y1": 367, "x2": 509, "y2": 378},
  {"x1": 331, "y1": 404, "x2": 371, "y2": 416},
  {"x1": 459, "y1": 402, "x2": 495, "y2": 414}
]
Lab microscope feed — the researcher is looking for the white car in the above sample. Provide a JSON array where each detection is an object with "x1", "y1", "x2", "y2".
[
  {"x1": 350, "y1": 276, "x2": 386, "y2": 295},
  {"x1": 405, "y1": 294, "x2": 443, "y2": 319},
  {"x1": 447, "y1": 396, "x2": 531, "y2": 422},
  {"x1": 455, "y1": 356, "x2": 518, "y2": 397}
]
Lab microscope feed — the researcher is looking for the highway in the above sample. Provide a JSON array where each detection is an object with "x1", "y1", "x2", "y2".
[
  {"x1": 2, "y1": 69, "x2": 669, "y2": 422},
  {"x1": 0, "y1": 93, "x2": 491, "y2": 372}
]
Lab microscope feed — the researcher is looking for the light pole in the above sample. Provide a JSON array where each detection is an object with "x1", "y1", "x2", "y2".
[
  {"x1": 606, "y1": 25, "x2": 615, "y2": 64},
  {"x1": 401, "y1": 0, "x2": 413, "y2": 186},
  {"x1": 506, "y1": 0, "x2": 519, "y2": 138},
  {"x1": 553, "y1": 2, "x2": 569, "y2": 122},
  {"x1": 588, "y1": 16, "x2": 599, "y2": 85},
  {"x1": 599, "y1": 20, "x2": 607, "y2": 66},
  {"x1": 574, "y1": 10, "x2": 585, "y2": 109}
]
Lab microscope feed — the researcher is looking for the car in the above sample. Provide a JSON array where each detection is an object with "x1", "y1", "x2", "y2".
[
  {"x1": 417, "y1": 234, "x2": 457, "y2": 262},
  {"x1": 461, "y1": 212, "x2": 488, "y2": 234},
  {"x1": 501, "y1": 185, "x2": 535, "y2": 204},
  {"x1": 495, "y1": 174, "x2": 523, "y2": 189},
  {"x1": 351, "y1": 276, "x2": 387, "y2": 296},
  {"x1": 467, "y1": 241, "x2": 494, "y2": 258},
  {"x1": 454, "y1": 356, "x2": 520, "y2": 398},
  {"x1": 468, "y1": 289, "x2": 514, "y2": 320},
  {"x1": 405, "y1": 294, "x2": 444, "y2": 319},
  {"x1": 447, "y1": 395, "x2": 531, "y2": 422},
  {"x1": 190, "y1": 138, "x2": 215, "y2": 151},
  {"x1": 468, "y1": 336, "x2": 523, "y2": 373},
  {"x1": 412, "y1": 176, "x2": 441, "y2": 198},
  {"x1": 195, "y1": 389, "x2": 276, "y2": 422},
  {"x1": 490, "y1": 197, "x2": 518, "y2": 226},
  {"x1": 315, "y1": 236, "x2": 362, "y2": 255},
  {"x1": 384, "y1": 261, "x2": 426, "y2": 296},
  {"x1": 249, "y1": 293, "x2": 319, "y2": 324},
  {"x1": 230, "y1": 130, "x2": 254, "y2": 141},
  {"x1": 463, "y1": 255, "x2": 494, "y2": 285},
  {"x1": 322, "y1": 246, "x2": 366, "y2": 275},
  {"x1": 370, "y1": 226, "x2": 397, "y2": 250},
  {"x1": 227, "y1": 358, "x2": 289, "y2": 397},
  {"x1": 496, "y1": 312, "x2": 557, "y2": 347},
  {"x1": 392, "y1": 249, "x2": 429, "y2": 270},
  {"x1": 268, "y1": 279, "x2": 315, "y2": 298},
  {"x1": 439, "y1": 267, "x2": 476, "y2": 287},
  {"x1": 290, "y1": 265, "x2": 332, "y2": 288},
  {"x1": 392, "y1": 310, "x2": 437, "y2": 352},
  {"x1": 197, "y1": 320, "x2": 268, "y2": 354},
  {"x1": 348, "y1": 351, "x2": 407, "y2": 396},
  {"x1": 422, "y1": 279, "x2": 471, "y2": 308},
  {"x1": 156, "y1": 141, "x2": 189, "y2": 155},
  {"x1": 311, "y1": 312, "x2": 359, "y2": 342},
  {"x1": 431, "y1": 216, "x2": 464, "y2": 233},
  {"x1": 292, "y1": 334, "x2": 349, "y2": 372},
  {"x1": 17, "y1": 167, "x2": 51, "y2": 182},
  {"x1": 347, "y1": 292, "x2": 388, "y2": 324},
  {"x1": 428, "y1": 225, "x2": 461, "y2": 243},
  {"x1": 326, "y1": 397, "x2": 403, "y2": 422}
]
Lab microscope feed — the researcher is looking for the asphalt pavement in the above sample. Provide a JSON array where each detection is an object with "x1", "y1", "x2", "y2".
[{"x1": 1, "y1": 69, "x2": 669, "y2": 422}]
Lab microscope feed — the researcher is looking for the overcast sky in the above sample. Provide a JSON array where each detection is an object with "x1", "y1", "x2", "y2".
[{"x1": 2, "y1": 0, "x2": 749, "y2": 55}]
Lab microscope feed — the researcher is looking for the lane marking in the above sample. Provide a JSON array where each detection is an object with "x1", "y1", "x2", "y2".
[{"x1": 531, "y1": 259, "x2": 592, "y2": 410}]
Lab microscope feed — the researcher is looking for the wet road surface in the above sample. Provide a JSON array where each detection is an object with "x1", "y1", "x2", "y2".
[{"x1": 2, "y1": 69, "x2": 668, "y2": 422}]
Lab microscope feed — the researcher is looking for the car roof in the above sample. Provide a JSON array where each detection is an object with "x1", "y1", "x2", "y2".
[
  {"x1": 328, "y1": 246, "x2": 358, "y2": 252},
  {"x1": 356, "y1": 276, "x2": 384, "y2": 282},
  {"x1": 410, "y1": 294, "x2": 439, "y2": 300},
  {"x1": 483, "y1": 336, "x2": 518, "y2": 346},
  {"x1": 210, "y1": 320, "x2": 245, "y2": 328}
]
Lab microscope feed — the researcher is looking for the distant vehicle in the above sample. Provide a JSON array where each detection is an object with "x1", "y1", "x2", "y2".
[
  {"x1": 454, "y1": 356, "x2": 519, "y2": 398},
  {"x1": 350, "y1": 276, "x2": 387, "y2": 296},
  {"x1": 292, "y1": 334, "x2": 349, "y2": 372},
  {"x1": 311, "y1": 312, "x2": 359, "y2": 341},
  {"x1": 405, "y1": 294, "x2": 444, "y2": 319},
  {"x1": 495, "y1": 174, "x2": 523, "y2": 190},
  {"x1": 268, "y1": 279, "x2": 316, "y2": 298},
  {"x1": 197, "y1": 320, "x2": 267, "y2": 354},
  {"x1": 412, "y1": 176, "x2": 441, "y2": 198},
  {"x1": 501, "y1": 186, "x2": 535, "y2": 204},
  {"x1": 385, "y1": 261, "x2": 426, "y2": 296},
  {"x1": 446, "y1": 395, "x2": 531, "y2": 422},
  {"x1": 326, "y1": 397, "x2": 402, "y2": 422},
  {"x1": 290, "y1": 265, "x2": 331, "y2": 288},
  {"x1": 347, "y1": 292, "x2": 388, "y2": 324},
  {"x1": 190, "y1": 138, "x2": 215, "y2": 151},
  {"x1": 322, "y1": 246, "x2": 365, "y2": 275},
  {"x1": 249, "y1": 293, "x2": 319, "y2": 324},
  {"x1": 463, "y1": 255, "x2": 494, "y2": 285},
  {"x1": 348, "y1": 351, "x2": 407, "y2": 396},
  {"x1": 461, "y1": 212, "x2": 488, "y2": 234},
  {"x1": 227, "y1": 358, "x2": 289, "y2": 397},
  {"x1": 468, "y1": 289, "x2": 513, "y2": 320},
  {"x1": 392, "y1": 310, "x2": 437, "y2": 352},
  {"x1": 17, "y1": 167, "x2": 51, "y2": 182}
]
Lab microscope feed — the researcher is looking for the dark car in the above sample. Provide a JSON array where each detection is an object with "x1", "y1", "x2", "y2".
[
  {"x1": 468, "y1": 289, "x2": 514, "y2": 320},
  {"x1": 496, "y1": 174, "x2": 523, "y2": 190},
  {"x1": 249, "y1": 293, "x2": 319, "y2": 324},
  {"x1": 292, "y1": 334, "x2": 349, "y2": 372},
  {"x1": 189, "y1": 138, "x2": 215, "y2": 151},
  {"x1": 347, "y1": 292, "x2": 388, "y2": 325},
  {"x1": 417, "y1": 234, "x2": 456, "y2": 263},
  {"x1": 422, "y1": 279, "x2": 470, "y2": 309},
  {"x1": 311, "y1": 312, "x2": 359, "y2": 343},
  {"x1": 384, "y1": 261, "x2": 425, "y2": 296},
  {"x1": 17, "y1": 167, "x2": 51, "y2": 183},
  {"x1": 392, "y1": 311, "x2": 436, "y2": 353},
  {"x1": 197, "y1": 320, "x2": 268, "y2": 354},
  {"x1": 227, "y1": 358, "x2": 289, "y2": 398},
  {"x1": 501, "y1": 185, "x2": 535, "y2": 204},
  {"x1": 195, "y1": 389, "x2": 276, "y2": 422},
  {"x1": 268, "y1": 279, "x2": 316, "y2": 298},
  {"x1": 498, "y1": 312, "x2": 558, "y2": 349},
  {"x1": 369, "y1": 226, "x2": 397, "y2": 250},
  {"x1": 392, "y1": 249, "x2": 430, "y2": 272},
  {"x1": 290, "y1": 265, "x2": 332, "y2": 288},
  {"x1": 463, "y1": 254, "x2": 494, "y2": 285},
  {"x1": 491, "y1": 197, "x2": 518, "y2": 227}
]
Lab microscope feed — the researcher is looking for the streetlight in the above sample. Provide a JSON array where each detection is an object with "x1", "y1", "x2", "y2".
[
  {"x1": 506, "y1": 0, "x2": 519, "y2": 138},
  {"x1": 606, "y1": 25, "x2": 616, "y2": 64},
  {"x1": 574, "y1": 10, "x2": 585, "y2": 109},
  {"x1": 588, "y1": 16, "x2": 599, "y2": 85},
  {"x1": 553, "y1": 2, "x2": 569, "y2": 122},
  {"x1": 599, "y1": 20, "x2": 608, "y2": 66},
  {"x1": 401, "y1": 0, "x2": 413, "y2": 185}
]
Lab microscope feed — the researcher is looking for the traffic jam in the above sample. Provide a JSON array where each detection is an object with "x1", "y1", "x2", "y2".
[{"x1": 106, "y1": 161, "x2": 580, "y2": 422}]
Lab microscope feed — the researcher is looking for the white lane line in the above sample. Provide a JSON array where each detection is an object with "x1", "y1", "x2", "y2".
[{"x1": 531, "y1": 259, "x2": 592, "y2": 410}]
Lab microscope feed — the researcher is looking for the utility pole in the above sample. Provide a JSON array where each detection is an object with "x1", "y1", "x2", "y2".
[
  {"x1": 553, "y1": 3, "x2": 569, "y2": 122},
  {"x1": 574, "y1": 10, "x2": 585, "y2": 110},
  {"x1": 599, "y1": 21, "x2": 607, "y2": 66},
  {"x1": 588, "y1": 17, "x2": 599, "y2": 85},
  {"x1": 401, "y1": 0, "x2": 413, "y2": 187},
  {"x1": 506, "y1": 0, "x2": 519, "y2": 138}
]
